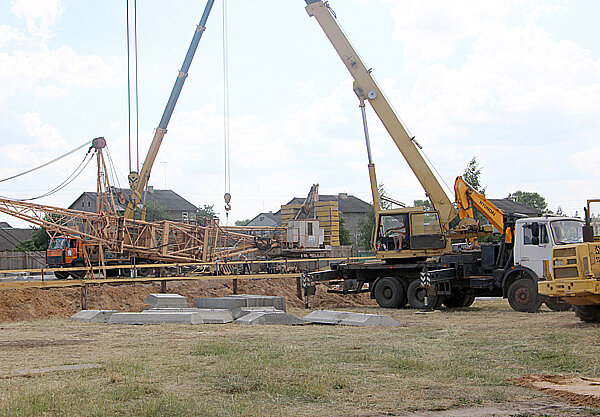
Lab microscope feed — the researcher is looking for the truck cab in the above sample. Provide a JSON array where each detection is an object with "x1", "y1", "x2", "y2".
[
  {"x1": 513, "y1": 217, "x2": 583, "y2": 279},
  {"x1": 374, "y1": 207, "x2": 450, "y2": 262},
  {"x1": 46, "y1": 236, "x2": 86, "y2": 279}
]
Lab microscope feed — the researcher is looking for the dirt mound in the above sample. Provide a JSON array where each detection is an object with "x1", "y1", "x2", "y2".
[
  {"x1": 515, "y1": 374, "x2": 600, "y2": 408},
  {"x1": 0, "y1": 277, "x2": 375, "y2": 322}
]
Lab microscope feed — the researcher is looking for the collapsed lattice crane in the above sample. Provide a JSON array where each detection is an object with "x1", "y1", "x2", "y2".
[{"x1": 0, "y1": 137, "x2": 282, "y2": 278}]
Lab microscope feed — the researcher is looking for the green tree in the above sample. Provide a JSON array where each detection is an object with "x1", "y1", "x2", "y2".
[
  {"x1": 197, "y1": 204, "x2": 218, "y2": 220},
  {"x1": 339, "y1": 216, "x2": 352, "y2": 246},
  {"x1": 235, "y1": 219, "x2": 251, "y2": 226},
  {"x1": 463, "y1": 157, "x2": 485, "y2": 195},
  {"x1": 144, "y1": 201, "x2": 170, "y2": 221},
  {"x1": 413, "y1": 199, "x2": 433, "y2": 211},
  {"x1": 14, "y1": 226, "x2": 50, "y2": 251},
  {"x1": 357, "y1": 205, "x2": 375, "y2": 250},
  {"x1": 508, "y1": 191, "x2": 548, "y2": 212}
]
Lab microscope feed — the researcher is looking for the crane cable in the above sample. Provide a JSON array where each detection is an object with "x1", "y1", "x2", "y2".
[
  {"x1": 16, "y1": 148, "x2": 95, "y2": 201},
  {"x1": 0, "y1": 140, "x2": 92, "y2": 184},
  {"x1": 222, "y1": 0, "x2": 232, "y2": 222},
  {"x1": 126, "y1": 0, "x2": 140, "y2": 174}
]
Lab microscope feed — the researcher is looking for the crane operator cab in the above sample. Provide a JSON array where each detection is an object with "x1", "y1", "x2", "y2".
[{"x1": 375, "y1": 207, "x2": 448, "y2": 261}]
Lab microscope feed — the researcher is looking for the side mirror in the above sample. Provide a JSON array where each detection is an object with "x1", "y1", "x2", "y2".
[{"x1": 531, "y1": 222, "x2": 539, "y2": 238}]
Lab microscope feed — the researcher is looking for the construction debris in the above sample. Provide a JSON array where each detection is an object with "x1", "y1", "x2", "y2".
[{"x1": 302, "y1": 310, "x2": 401, "y2": 327}]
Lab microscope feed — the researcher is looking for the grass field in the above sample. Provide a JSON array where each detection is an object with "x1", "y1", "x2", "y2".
[{"x1": 0, "y1": 299, "x2": 599, "y2": 416}]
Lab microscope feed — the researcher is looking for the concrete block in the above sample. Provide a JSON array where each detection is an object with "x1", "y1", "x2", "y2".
[
  {"x1": 302, "y1": 310, "x2": 401, "y2": 327},
  {"x1": 108, "y1": 312, "x2": 204, "y2": 325},
  {"x1": 194, "y1": 297, "x2": 247, "y2": 310},
  {"x1": 71, "y1": 310, "x2": 119, "y2": 323},
  {"x1": 232, "y1": 306, "x2": 279, "y2": 319},
  {"x1": 235, "y1": 311, "x2": 304, "y2": 325},
  {"x1": 224, "y1": 294, "x2": 286, "y2": 311},
  {"x1": 144, "y1": 293, "x2": 188, "y2": 308}
]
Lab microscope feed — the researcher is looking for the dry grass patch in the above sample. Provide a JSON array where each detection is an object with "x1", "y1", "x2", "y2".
[{"x1": 0, "y1": 301, "x2": 599, "y2": 416}]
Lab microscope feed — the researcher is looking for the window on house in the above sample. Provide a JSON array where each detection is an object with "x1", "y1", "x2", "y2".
[
  {"x1": 308, "y1": 222, "x2": 313, "y2": 235},
  {"x1": 182, "y1": 212, "x2": 189, "y2": 221},
  {"x1": 88, "y1": 201, "x2": 91, "y2": 207},
  {"x1": 81, "y1": 202, "x2": 84, "y2": 207},
  {"x1": 260, "y1": 216, "x2": 264, "y2": 221}
]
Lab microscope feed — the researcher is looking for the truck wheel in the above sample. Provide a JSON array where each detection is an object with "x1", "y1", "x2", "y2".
[
  {"x1": 574, "y1": 305, "x2": 600, "y2": 323},
  {"x1": 53, "y1": 271, "x2": 69, "y2": 280},
  {"x1": 544, "y1": 297, "x2": 572, "y2": 312},
  {"x1": 507, "y1": 278, "x2": 541, "y2": 313},
  {"x1": 462, "y1": 296, "x2": 475, "y2": 307},
  {"x1": 407, "y1": 280, "x2": 442, "y2": 309},
  {"x1": 373, "y1": 277, "x2": 407, "y2": 308},
  {"x1": 443, "y1": 293, "x2": 473, "y2": 308},
  {"x1": 69, "y1": 261, "x2": 86, "y2": 279}
]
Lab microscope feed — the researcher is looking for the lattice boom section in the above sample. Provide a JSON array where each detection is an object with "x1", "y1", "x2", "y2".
[{"x1": 0, "y1": 198, "x2": 283, "y2": 262}]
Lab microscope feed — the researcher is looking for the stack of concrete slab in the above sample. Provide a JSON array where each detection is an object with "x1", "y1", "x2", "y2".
[
  {"x1": 71, "y1": 293, "x2": 298, "y2": 326},
  {"x1": 195, "y1": 294, "x2": 286, "y2": 312},
  {"x1": 194, "y1": 295, "x2": 302, "y2": 325},
  {"x1": 303, "y1": 310, "x2": 401, "y2": 327},
  {"x1": 71, "y1": 310, "x2": 119, "y2": 323}
]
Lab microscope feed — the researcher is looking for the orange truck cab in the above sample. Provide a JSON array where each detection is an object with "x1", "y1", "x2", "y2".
[{"x1": 46, "y1": 236, "x2": 86, "y2": 279}]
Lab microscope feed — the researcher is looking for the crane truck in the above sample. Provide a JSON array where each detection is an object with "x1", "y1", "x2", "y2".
[
  {"x1": 455, "y1": 176, "x2": 575, "y2": 311},
  {"x1": 303, "y1": 0, "x2": 582, "y2": 312}
]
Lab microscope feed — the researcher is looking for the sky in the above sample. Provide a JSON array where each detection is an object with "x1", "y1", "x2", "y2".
[{"x1": 0, "y1": 0, "x2": 599, "y2": 228}]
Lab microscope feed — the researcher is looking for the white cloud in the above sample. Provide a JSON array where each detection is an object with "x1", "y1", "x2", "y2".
[{"x1": 11, "y1": 0, "x2": 65, "y2": 40}]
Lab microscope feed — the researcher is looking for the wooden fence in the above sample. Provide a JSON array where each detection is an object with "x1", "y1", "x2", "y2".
[{"x1": 0, "y1": 251, "x2": 45, "y2": 271}]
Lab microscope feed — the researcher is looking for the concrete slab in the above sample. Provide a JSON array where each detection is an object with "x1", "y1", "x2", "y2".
[
  {"x1": 144, "y1": 293, "x2": 189, "y2": 308},
  {"x1": 302, "y1": 310, "x2": 401, "y2": 327},
  {"x1": 143, "y1": 308, "x2": 233, "y2": 324},
  {"x1": 235, "y1": 311, "x2": 304, "y2": 325},
  {"x1": 224, "y1": 294, "x2": 286, "y2": 311},
  {"x1": 232, "y1": 306, "x2": 279, "y2": 319},
  {"x1": 194, "y1": 297, "x2": 247, "y2": 311},
  {"x1": 71, "y1": 310, "x2": 119, "y2": 323},
  {"x1": 108, "y1": 312, "x2": 204, "y2": 325},
  {"x1": 144, "y1": 308, "x2": 201, "y2": 313}
]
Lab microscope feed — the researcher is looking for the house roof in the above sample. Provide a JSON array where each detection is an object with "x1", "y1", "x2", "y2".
[
  {"x1": 249, "y1": 212, "x2": 279, "y2": 224},
  {"x1": 489, "y1": 198, "x2": 542, "y2": 216},
  {"x1": 0, "y1": 222, "x2": 11, "y2": 228},
  {"x1": 70, "y1": 188, "x2": 197, "y2": 213},
  {"x1": 285, "y1": 194, "x2": 371, "y2": 214},
  {"x1": 0, "y1": 227, "x2": 34, "y2": 251}
]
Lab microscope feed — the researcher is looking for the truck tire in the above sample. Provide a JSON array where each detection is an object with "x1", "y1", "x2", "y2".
[
  {"x1": 507, "y1": 278, "x2": 542, "y2": 313},
  {"x1": 574, "y1": 305, "x2": 600, "y2": 323},
  {"x1": 53, "y1": 271, "x2": 69, "y2": 280},
  {"x1": 544, "y1": 297, "x2": 572, "y2": 312},
  {"x1": 373, "y1": 277, "x2": 407, "y2": 308},
  {"x1": 69, "y1": 260, "x2": 86, "y2": 279},
  {"x1": 443, "y1": 293, "x2": 474, "y2": 308},
  {"x1": 407, "y1": 280, "x2": 443, "y2": 309}
]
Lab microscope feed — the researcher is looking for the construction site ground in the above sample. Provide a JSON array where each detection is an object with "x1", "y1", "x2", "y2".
[{"x1": 1, "y1": 280, "x2": 600, "y2": 417}]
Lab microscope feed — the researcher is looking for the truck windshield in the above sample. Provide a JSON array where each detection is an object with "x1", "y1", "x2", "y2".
[
  {"x1": 550, "y1": 220, "x2": 583, "y2": 245},
  {"x1": 48, "y1": 238, "x2": 66, "y2": 250}
]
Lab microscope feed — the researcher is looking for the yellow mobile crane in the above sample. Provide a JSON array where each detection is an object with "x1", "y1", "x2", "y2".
[
  {"x1": 303, "y1": 1, "x2": 577, "y2": 312},
  {"x1": 305, "y1": 1, "x2": 484, "y2": 264}
]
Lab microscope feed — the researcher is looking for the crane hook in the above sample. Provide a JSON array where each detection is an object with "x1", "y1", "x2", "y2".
[{"x1": 224, "y1": 193, "x2": 231, "y2": 212}]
